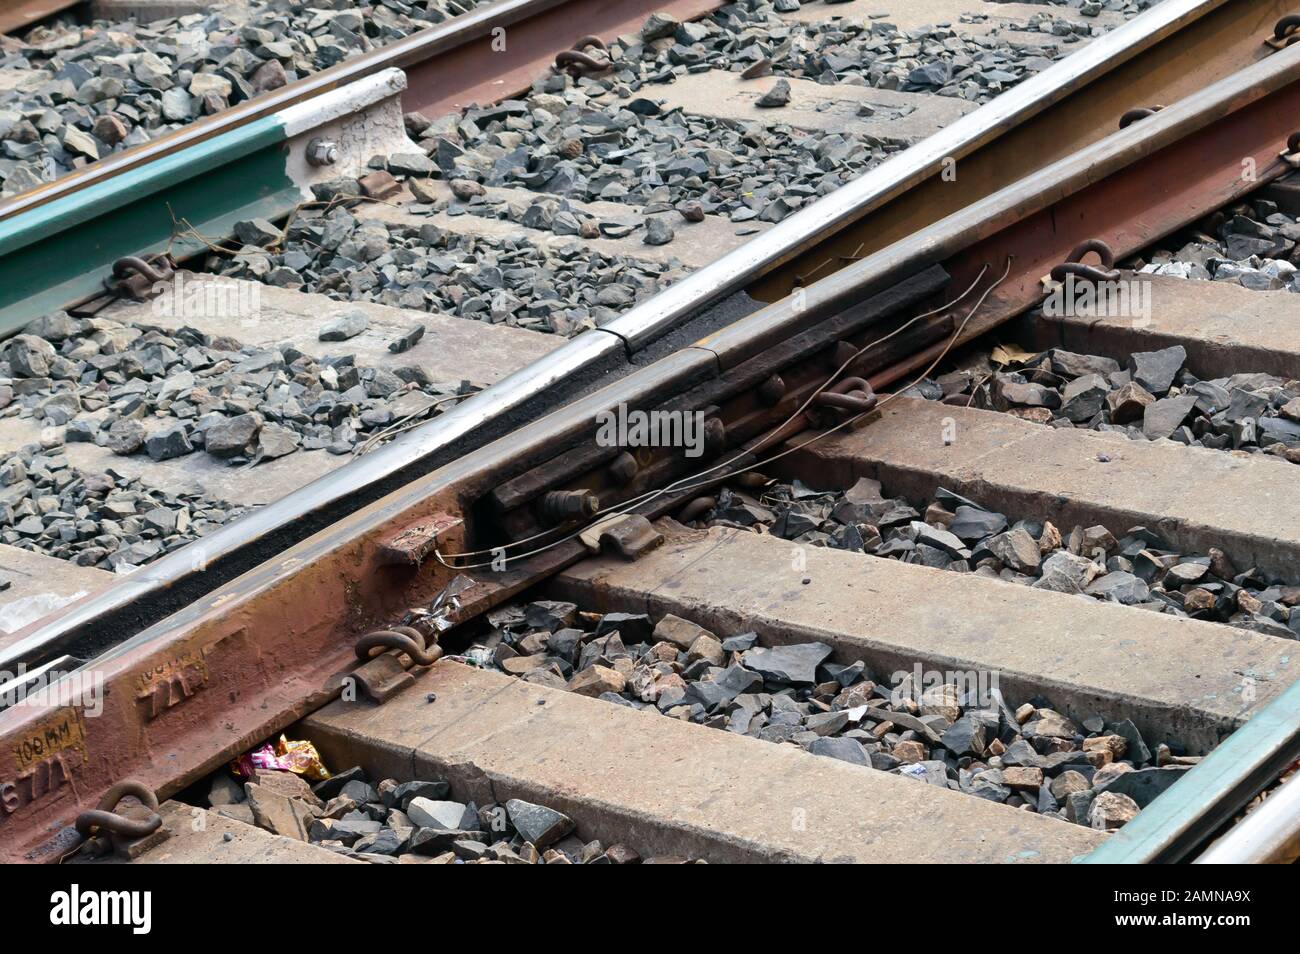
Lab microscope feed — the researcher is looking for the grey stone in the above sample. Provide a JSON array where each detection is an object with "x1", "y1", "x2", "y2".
[
  {"x1": 1142, "y1": 394, "x2": 1198, "y2": 440},
  {"x1": 1128, "y1": 346, "x2": 1187, "y2": 396},
  {"x1": 740, "y1": 642, "x2": 832, "y2": 684},
  {"x1": 102, "y1": 421, "x2": 144, "y2": 460},
  {"x1": 406, "y1": 798, "x2": 470, "y2": 830},
  {"x1": 505, "y1": 799, "x2": 574, "y2": 848},
  {"x1": 948, "y1": 505, "x2": 1007, "y2": 542},
  {"x1": 756, "y1": 79, "x2": 792, "y2": 108},
  {"x1": 8, "y1": 335, "x2": 55, "y2": 377},
  {"x1": 256, "y1": 423, "x2": 299, "y2": 460},
  {"x1": 319, "y1": 310, "x2": 370, "y2": 341},
  {"x1": 986, "y1": 528, "x2": 1041, "y2": 572},
  {"x1": 1059, "y1": 373, "x2": 1110, "y2": 422},
  {"x1": 806, "y1": 736, "x2": 869, "y2": 765},
  {"x1": 644, "y1": 216, "x2": 675, "y2": 246},
  {"x1": 205, "y1": 413, "x2": 262, "y2": 459},
  {"x1": 1085, "y1": 571, "x2": 1150, "y2": 605}
]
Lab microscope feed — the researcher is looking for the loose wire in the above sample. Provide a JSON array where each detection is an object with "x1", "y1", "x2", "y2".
[{"x1": 434, "y1": 259, "x2": 1010, "y2": 569}]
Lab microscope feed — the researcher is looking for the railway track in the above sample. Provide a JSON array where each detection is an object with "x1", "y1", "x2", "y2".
[{"x1": 0, "y1": 0, "x2": 1298, "y2": 879}]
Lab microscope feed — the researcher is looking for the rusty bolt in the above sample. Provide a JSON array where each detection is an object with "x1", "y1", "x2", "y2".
[
  {"x1": 541, "y1": 489, "x2": 600, "y2": 522},
  {"x1": 759, "y1": 374, "x2": 787, "y2": 405},
  {"x1": 703, "y1": 417, "x2": 726, "y2": 453},
  {"x1": 608, "y1": 451, "x2": 639, "y2": 484},
  {"x1": 306, "y1": 137, "x2": 340, "y2": 167}
]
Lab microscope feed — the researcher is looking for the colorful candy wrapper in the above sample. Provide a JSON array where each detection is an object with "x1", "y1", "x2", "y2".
[
  {"x1": 275, "y1": 735, "x2": 330, "y2": 781},
  {"x1": 229, "y1": 736, "x2": 330, "y2": 781}
]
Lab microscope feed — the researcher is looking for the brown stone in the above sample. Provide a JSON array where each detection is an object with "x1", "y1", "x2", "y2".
[
  {"x1": 652, "y1": 613, "x2": 715, "y2": 651},
  {"x1": 1002, "y1": 766, "x2": 1044, "y2": 791},
  {"x1": 1007, "y1": 406, "x2": 1053, "y2": 425},
  {"x1": 1049, "y1": 769, "x2": 1090, "y2": 800},
  {"x1": 1208, "y1": 547, "x2": 1237, "y2": 581},
  {"x1": 686, "y1": 633, "x2": 724, "y2": 666},
  {"x1": 1088, "y1": 790, "x2": 1139, "y2": 830},
  {"x1": 924, "y1": 502, "x2": 954, "y2": 528},
  {"x1": 1092, "y1": 761, "x2": 1134, "y2": 788},
  {"x1": 1236, "y1": 589, "x2": 1263, "y2": 614},
  {"x1": 891, "y1": 740, "x2": 927, "y2": 764},
  {"x1": 919, "y1": 683, "x2": 960, "y2": 722},
  {"x1": 245, "y1": 783, "x2": 315, "y2": 840},
  {"x1": 501, "y1": 654, "x2": 549, "y2": 675},
  {"x1": 1106, "y1": 381, "x2": 1155, "y2": 424},
  {"x1": 251, "y1": 59, "x2": 289, "y2": 92},
  {"x1": 247, "y1": 769, "x2": 322, "y2": 808},
  {"x1": 567, "y1": 665, "x2": 626, "y2": 697},
  {"x1": 359, "y1": 170, "x2": 401, "y2": 199},
  {"x1": 1082, "y1": 525, "x2": 1117, "y2": 554},
  {"x1": 1039, "y1": 520, "x2": 1062, "y2": 553},
  {"x1": 605, "y1": 843, "x2": 641, "y2": 864},
  {"x1": 91, "y1": 114, "x2": 129, "y2": 146},
  {"x1": 449, "y1": 178, "x2": 486, "y2": 200},
  {"x1": 409, "y1": 178, "x2": 440, "y2": 203},
  {"x1": 214, "y1": 803, "x2": 255, "y2": 825},
  {"x1": 1082, "y1": 734, "x2": 1128, "y2": 764},
  {"x1": 1026, "y1": 709, "x2": 1078, "y2": 739},
  {"x1": 643, "y1": 641, "x2": 679, "y2": 663}
]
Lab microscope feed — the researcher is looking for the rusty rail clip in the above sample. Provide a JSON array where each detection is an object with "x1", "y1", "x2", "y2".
[
  {"x1": 68, "y1": 253, "x2": 178, "y2": 317},
  {"x1": 555, "y1": 35, "x2": 614, "y2": 77},
  {"x1": 1049, "y1": 239, "x2": 1121, "y2": 284},
  {"x1": 103, "y1": 254, "x2": 176, "y2": 302},
  {"x1": 1267, "y1": 15, "x2": 1300, "y2": 50},
  {"x1": 345, "y1": 625, "x2": 443, "y2": 703},
  {"x1": 1283, "y1": 131, "x2": 1300, "y2": 168},
  {"x1": 73, "y1": 780, "x2": 165, "y2": 859},
  {"x1": 813, "y1": 376, "x2": 878, "y2": 415},
  {"x1": 1118, "y1": 105, "x2": 1162, "y2": 129},
  {"x1": 804, "y1": 376, "x2": 879, "y2": 429}
]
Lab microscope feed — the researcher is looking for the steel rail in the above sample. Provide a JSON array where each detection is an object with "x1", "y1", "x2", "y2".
[
  {"x1": 0, "y1": 0, "x2": 1257, "y2": 665},
  {"x1": 2, "y1": 44, "x2": 1295, "y2": 862},
  {"x1": 1194, "y1": 766, "x2": 1300, "y2": 864},
  {"x1": 591, "y1": 0, "x2": 1249, "y2": 350}
]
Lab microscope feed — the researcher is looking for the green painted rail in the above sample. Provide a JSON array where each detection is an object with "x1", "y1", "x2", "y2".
[{"x1": 0, "y1": 116, "x2": 298, "y2": 333}]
